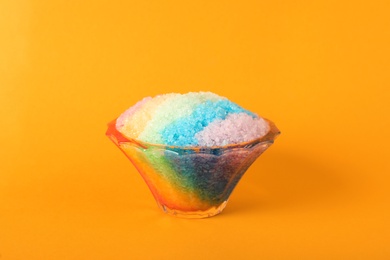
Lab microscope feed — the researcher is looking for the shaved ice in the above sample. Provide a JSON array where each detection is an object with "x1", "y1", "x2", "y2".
[{"x1": 116, "y1": 92, "x2": 270, "y2": 147}]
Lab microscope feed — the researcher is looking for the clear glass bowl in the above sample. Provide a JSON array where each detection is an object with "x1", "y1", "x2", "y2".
[{"x1": 106, "y1": 119, "x2": 280, "y2": 218}]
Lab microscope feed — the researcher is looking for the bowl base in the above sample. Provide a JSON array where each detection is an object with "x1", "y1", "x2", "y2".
[{"x1": 158, "y1": 201, "x2": 228, "y2": 219}]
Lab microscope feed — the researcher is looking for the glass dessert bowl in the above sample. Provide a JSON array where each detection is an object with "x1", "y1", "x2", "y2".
[{"x1": 106, "y1": 119, "x2": 280, "y2": 218}]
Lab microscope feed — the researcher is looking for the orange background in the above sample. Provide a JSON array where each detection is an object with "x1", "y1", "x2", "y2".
[{"x1": 1, "y1": 0, "x2": 390, "y2": 259}]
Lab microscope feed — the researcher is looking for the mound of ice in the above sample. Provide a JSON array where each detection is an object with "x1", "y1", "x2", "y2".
[{"x1": 116, "y1": 92, "x2": 269, "y2": 147}]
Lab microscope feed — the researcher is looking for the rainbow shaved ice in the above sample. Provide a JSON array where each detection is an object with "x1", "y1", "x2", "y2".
[
  {"x1": 107, "y1": 91, "x2": 279, "y2": 218},
  {"x1": 116, "y1": 92, "x2": 269, "y2": 146}
]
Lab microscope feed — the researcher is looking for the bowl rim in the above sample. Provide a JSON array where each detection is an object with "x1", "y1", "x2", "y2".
[{"x1": 106, "y1": 118, "x2": 280, "y2": 151}]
